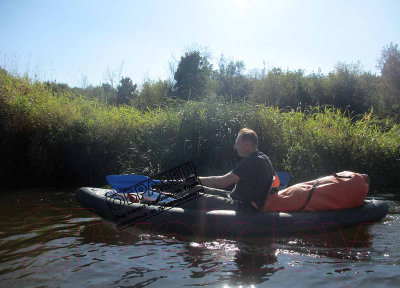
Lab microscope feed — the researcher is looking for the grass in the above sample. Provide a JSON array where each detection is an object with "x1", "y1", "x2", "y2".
[{"x1": 1, "y1": 70, "x2": 399, "y2": 189}]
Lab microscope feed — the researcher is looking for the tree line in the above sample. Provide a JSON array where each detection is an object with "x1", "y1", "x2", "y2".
[{"x1": 40, "y1": 43, "x2": 400, "y2": 123}]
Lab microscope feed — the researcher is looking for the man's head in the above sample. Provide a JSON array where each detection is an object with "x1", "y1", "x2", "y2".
[{"x1": 234, "y1": 128, "x2": 258, "y2": 157}]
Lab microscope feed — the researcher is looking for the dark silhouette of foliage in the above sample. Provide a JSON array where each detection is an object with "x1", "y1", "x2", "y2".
[
  {"x1": 214, "y1": 55, "x2": 252, "y2": 101},
  {"x1": 43, "y1": 81, "x2": 71, "y2": 96},
  {"x1": 173, "y1": 50, "x2": 213, "y2": 100},
  {"x1": 101, "y1": 83, "x2": 117, "y2": 103},
  {"x1": 117, "y1": 77, "x2": 137, "y2": 105}
]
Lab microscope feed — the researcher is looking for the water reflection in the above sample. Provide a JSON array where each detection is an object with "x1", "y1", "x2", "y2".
[{"x1": 97, "y1": 222, "x2": 377, "y2": 287}]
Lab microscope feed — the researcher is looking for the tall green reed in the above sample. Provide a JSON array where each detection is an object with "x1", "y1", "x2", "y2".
[{"x1": 1, "y1": 71, "x2": 398, "y2": 188}]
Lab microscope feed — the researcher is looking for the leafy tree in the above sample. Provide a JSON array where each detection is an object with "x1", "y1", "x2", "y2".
[
  {"x1": 133, "y1": 79, "x2": 172, "y2": 110},
  {"x1": 215, "y1": 55, "x2": 252, "y2": 101},
  {"x1": 278, "y1": 69, "x2": 310, "y2": 108},
  {"x1": 71, "y1": 87, "x2": 84, "y2": 97},
  {"x1": 84, "y1": 85, "x2": 106, "y2": 102},
  {"x1": 377, "y1": 43, "x2": 400, "y2": 89},
  {"x1": 323, "y1": 62, "x2": 365, "y2": 113},
  {"x1": 307, "y1": 68, "x2": 325, "y2": 105},
  {"x1": 357, "y1": 72, "x2": 380, "y2": 113},
  {"x1": 376, "y1": 43, "x2": 400, "y2": 121},
  {"x1": 43, "y1": 81, "x2": 71, "y2": 96},
  {"x1": 250, "y1": 67, "x2": 285, "y2": 106},
  {"x1": 0, "y1": 67, "x2": 8, "y2": 75},
  {"x1": 116, "y1": 77, "x2": 137, "y2": 105},
  {"x1": 173, "y1": 50, "x2": 213, "y2": 100},
  {"x1": 101, "y1": 83, "x2": 117, "y2": 103}
]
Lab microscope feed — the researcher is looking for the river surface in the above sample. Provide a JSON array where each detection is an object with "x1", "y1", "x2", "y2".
[{"x1": 0, "y1": 188, "x2": 399, "y2": 288}]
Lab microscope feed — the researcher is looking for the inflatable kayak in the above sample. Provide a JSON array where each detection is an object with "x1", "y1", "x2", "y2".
[{"x1": 75, "y1": 187, "x2": 389, "y2": 238}]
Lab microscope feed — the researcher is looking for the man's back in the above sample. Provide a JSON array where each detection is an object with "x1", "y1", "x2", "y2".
[{"x1": 231, "y1": 151, "x2": 275, "y2": 209}]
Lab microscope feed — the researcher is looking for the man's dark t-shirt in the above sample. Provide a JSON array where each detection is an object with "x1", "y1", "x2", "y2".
[{"x1": 231, "y1": 151, "x2": 275, "y2": 209}]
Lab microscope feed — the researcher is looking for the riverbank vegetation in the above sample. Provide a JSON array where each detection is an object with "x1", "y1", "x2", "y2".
[{"x1": 1, "y1": 44, "x2": 399, "y2": 189}]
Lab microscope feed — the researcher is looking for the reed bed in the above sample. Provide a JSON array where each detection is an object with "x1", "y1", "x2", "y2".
[{"x1": 1, "y1": 71, "x2": 399, "y2": 188}]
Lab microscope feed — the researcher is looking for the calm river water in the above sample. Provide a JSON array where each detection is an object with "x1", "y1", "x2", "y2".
[{"x1": 0, "y1": 188, "x2": 399, "y2": 287}]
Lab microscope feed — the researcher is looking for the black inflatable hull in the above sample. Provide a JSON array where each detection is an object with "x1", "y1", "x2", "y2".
[{"x1": 76, "y1": 187, "x2": 389, "y2": 238}]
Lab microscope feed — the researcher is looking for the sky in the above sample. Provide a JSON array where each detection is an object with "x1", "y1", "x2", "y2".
[{"x1": 1, "y1": 0, "x2": 399, "y2": 88}]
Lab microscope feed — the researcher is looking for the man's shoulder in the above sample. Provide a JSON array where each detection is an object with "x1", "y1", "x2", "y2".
[
  {"x1": 253, "y1": 152, "x2": 274, "y2": 172},
  {"x1": 251, "y1": 151, "x2": 271, "y2": 162},
  {"x1": 235, "y1": 151, "x2": 272, "y2": 171}
]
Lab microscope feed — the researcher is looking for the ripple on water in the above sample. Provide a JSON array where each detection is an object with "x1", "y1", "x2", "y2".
[{"x1": 0, "y1": 189, "x2": 399, "y2": 287}]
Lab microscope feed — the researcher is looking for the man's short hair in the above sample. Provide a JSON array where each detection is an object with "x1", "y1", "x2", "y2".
[{"x1": 238, "y1": 128, "x2": 258, "y2": 147}]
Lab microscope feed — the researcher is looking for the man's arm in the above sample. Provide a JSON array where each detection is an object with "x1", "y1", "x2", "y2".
[{"x1": 199, "y1": 172, "x2": 240, "y2": 189}]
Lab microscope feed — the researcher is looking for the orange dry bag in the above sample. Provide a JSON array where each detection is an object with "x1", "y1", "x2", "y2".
[{"x1": 262, "y1": 171, "x2": 369, "y2": 212}]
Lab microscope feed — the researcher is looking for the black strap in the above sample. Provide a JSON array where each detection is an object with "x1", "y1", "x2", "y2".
[{"x1": 297, "y1": 178, "x2": 320, "y2": 212}]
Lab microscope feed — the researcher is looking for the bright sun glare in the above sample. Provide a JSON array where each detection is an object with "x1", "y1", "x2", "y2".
[{"x1": 235, "y1": 0, "x2": 248, "y2": 8}]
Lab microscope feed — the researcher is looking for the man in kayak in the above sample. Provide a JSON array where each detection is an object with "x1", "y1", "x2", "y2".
[{"x1": 172, "y1": 128, "x2": 278, "y2": 211}]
